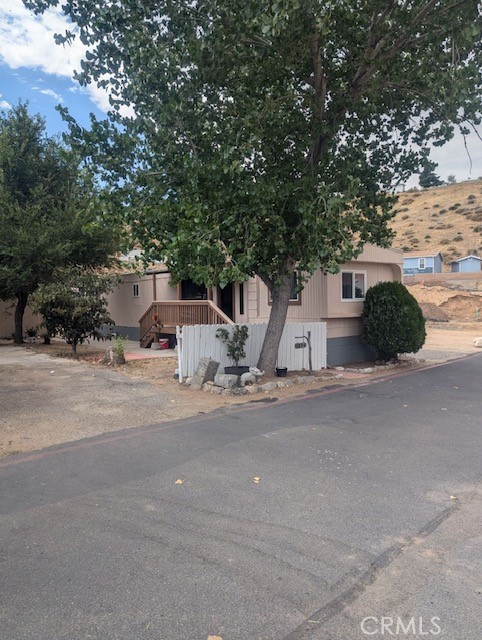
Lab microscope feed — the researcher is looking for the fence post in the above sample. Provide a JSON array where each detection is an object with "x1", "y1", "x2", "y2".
[{"x1": 176, "y1": 326, "x2": 183, "y2": 383}]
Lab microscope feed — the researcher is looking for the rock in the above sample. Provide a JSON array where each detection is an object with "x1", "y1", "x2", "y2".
[
  {"x1": 473, "y1": 337, "x2": 482, "y2": 347},
  {"x1": 185, "y1": 377, "x2": 193, "y2": 385},
  {"x1": 213, "y1": 373, "x2": 239, "y2": 389},
  {"x1": 260, "y1": 381, "x2": 278, "y2": 391},
  {"x1": 210, "y1": 386, "x2": 223, "y2": 394},
  {"x1": 190, "y1": 357, "x2": 220, "y2": 389},
  {"x1": 230, "y1": 387, "x2": 248, "y2": 396},
  {"x1": 335, "y1": 366, "x2": 345, "y2": 371},
  {"x1": 277, "y1": 380, "x2": 287, "y2": 388},
  {"x1": 245, "y1": 385, "x2": 260, "y2": 394},
  {"x1": 360, "y1": 367, "x2": 374, "y2": 374},
  {"x1": 296, "y1": 375, "x2": 315, "y2": 384}
]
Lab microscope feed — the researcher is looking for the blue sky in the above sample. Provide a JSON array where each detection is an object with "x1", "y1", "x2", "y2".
[{"x1": 0, "y1": 0, "x2": 481, "y2": 185}]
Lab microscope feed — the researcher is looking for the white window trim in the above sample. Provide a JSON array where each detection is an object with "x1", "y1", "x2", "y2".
[
  {"x1": 341, "y1": 270, "x2": 367, "y2": 302},
  {"x1": 418, "y1": 258, "x2": 426, "y2": 270},
  {"x1": 132, "y1": 283, "x2": 140, "y2": 298}
]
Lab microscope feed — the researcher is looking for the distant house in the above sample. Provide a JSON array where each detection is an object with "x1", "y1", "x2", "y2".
[
  {"x1": 403, "y1": 251, "x2": 443, "y2": 275},
  {"x1": 450, "y1": 255, "x2": 482, "y2": 273}
]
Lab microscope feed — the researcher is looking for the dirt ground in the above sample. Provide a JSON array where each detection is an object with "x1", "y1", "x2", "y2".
[{"x1": 1, "y1": 324, "x2": 481, "y2": 458}]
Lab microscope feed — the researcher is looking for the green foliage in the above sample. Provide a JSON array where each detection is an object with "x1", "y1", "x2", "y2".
[
  {"x1": 216, "y1": 325, "x2": 249, "y2": 366},
  {"x1": 362, "y1": 282, "x2": 426, "y2": 361},
  {"x1": 447, "y1": 175, "x2": 457, "y2": 184},
  {"x1": 24, "y1": 0, "x2": 482, "y2": 370},
  {"x1": 419, "y1": 163, "x2": 444, "y2": 188},
  {"x1": 112, "y1": 335, "x2": 127, "y2": 358},
  {"x1": 31, "y1": 268, "x2": 116, "y2": 355},
  {"x1": 0, "y1": 102, "x2": 120, "y2": 341}
]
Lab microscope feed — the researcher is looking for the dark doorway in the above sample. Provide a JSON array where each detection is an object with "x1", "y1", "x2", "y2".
[
  {"x1": 218, "y1": 283, "x2": 234, "y2": 320},
  {"x1": 180, "y1": 280, "x2": 207, "y2": 300}
]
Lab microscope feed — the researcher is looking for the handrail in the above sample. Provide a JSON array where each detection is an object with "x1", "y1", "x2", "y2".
[{"x1": 139, "y1": 300, "x2": 234, "y2": 346}]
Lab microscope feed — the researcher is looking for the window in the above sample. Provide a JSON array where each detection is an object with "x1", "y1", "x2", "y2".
[
  {"x1": 268, "y1": 271, "x2": 301, "y2": 305},
  {"x1": 418, "y1": 258, "x2": 426, "y2": 270},
  {"x1": 341, "y1": 271, "x2": 366, "y2": 301},
  {"x1": 239, "y1": 282, "x2": 244, "y2": 315},
  {"x1": 132, "y1": 283, "x2": 140, "y2": 297}
]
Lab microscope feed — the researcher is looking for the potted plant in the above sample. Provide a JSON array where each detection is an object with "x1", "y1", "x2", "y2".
[{"x1": 216, "y1": 325, "x2": 250, "y2": 375}]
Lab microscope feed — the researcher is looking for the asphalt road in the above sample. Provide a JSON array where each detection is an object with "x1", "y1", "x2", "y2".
[{"x1": 1, "y1": 356, "x2": 481, "y2": 640}]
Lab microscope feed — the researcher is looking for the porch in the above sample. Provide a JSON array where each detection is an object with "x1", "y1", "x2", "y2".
[{"x1": 139, "y1": 300, "x2": 234, "y2": 348}]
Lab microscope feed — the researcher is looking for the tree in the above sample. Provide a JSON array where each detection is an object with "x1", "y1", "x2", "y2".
[
  {"x1": 447, "y1": 174, "x2": 457, "y2": 184},
  {"x1": 361, "y1": 281, "x2": 426, "y2": 361},
  {"x1": 25, "y1": 1, "x2": 482, "y2": 372},
  {"x1": 31, "y1": 268, "x2": 116, "y2": 355},
  {"x1": 419, "y1": 162, "x2": 444, "y2": 188},
  {"x1": 0, "y1": 102, "x2": 119, "y2": 342}
]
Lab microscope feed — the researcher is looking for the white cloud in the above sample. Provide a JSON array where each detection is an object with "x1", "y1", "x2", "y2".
[
  {"x1": 0, "y1": 99, "x2": 12, "y2": 109},
  {"x1": 38, "y1": 87, "x2": 63, "y2": 102},
  {"x1": 0, "y1": 0, "x2": 110, "y2": 113}
]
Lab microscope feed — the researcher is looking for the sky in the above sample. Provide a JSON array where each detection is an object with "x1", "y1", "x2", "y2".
[{"x1": 0, "y1": 0, "x2": 481, "y2": 187}]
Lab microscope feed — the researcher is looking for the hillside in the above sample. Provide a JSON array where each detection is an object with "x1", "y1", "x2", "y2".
[{"x1": 390, "y1": 178, "x2": 482, "y2": 268}]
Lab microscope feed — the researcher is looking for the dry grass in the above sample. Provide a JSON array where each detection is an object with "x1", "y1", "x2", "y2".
[{"x1": 391, "y1": 179, "x2": 482, "y2": 266}]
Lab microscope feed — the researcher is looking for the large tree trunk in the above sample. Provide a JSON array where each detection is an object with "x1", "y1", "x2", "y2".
[
  {"x1": 14, "y1": 293, "x2": 28, "y2": 344},
  {"x1": 257, "y1": 270, "x2": 293, "y2": 375}
]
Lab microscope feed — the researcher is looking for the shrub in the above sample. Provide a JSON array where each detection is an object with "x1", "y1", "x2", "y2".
[
  {"x1": 361, "y1": 282, "x2": 426, "y2": 361},
  {"x1": 216, "y1": 324, "x2": 249, "y2": 366},
  {"x1": 401, "y1": 214, "x2": 409, "y2": 220},
  {"x1": 453, "y1": 234, "x2": 463, "y2": 242}
]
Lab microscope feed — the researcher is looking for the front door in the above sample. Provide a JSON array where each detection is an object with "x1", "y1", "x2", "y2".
[
  {"x1": 218, "y1": 283, "x2": 234, "y2": 321},
  {"x1": 180, "y1": 280, "x2": 207, "y2": 300}
]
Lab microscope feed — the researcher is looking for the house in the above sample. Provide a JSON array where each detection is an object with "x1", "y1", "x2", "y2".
[
  {"x1": 403, "y1": 251, "x2": 443, "y2": 275},
  {"x1": 107, "y1": 244, "x2": 403, "y2": 365},
  {"x1": 450, "y1": 255, "x2": 482, "y2": 273}
]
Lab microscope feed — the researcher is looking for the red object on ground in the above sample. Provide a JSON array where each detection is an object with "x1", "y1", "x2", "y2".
[{"x1": 159, "y1": 339, "x2": 170, "y2": 350}]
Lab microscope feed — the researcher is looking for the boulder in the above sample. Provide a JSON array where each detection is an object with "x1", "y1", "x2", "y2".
[
  {"x1": 260, "y1": 381, "x2": 278, "y2": 392},
  {"x1": 213, "y1": 373, "x2": 239, "y2": 389},
  {"x1": 190, "y1": 357, "x2": 220, "y2": 390}
]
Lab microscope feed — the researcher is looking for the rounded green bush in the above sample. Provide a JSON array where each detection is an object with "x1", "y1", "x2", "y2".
[{"x1": 361, "y1": 282, "x2": 426, "y2": 361}]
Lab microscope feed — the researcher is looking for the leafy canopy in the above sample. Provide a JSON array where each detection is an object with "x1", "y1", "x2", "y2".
[
  {"x1": 0, "y1": 102, "x2": 120, "y2": 340},
  {"x1": 24, "y1": 1, "x2": 481, "y2": 288}
]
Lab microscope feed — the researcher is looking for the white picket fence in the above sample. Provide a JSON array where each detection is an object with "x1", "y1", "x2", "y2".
[{"x1": 177, "y1": 322, "x2": 327, "y2": 379}]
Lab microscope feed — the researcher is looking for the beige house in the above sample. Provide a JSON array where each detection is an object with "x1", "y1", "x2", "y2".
[{"x1": 107, "y1": 244, "x2": 403, "y2": 365}]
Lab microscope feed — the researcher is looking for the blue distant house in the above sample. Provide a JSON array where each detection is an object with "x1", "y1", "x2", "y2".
[
  {"x1": 403, "y1": 251, "x2": 443, "y2": 275},
  {"x1": 450, "y1": 255, "x2": 482, "y2": 273}
]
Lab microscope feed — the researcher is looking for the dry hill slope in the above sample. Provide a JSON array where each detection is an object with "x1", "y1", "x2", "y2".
[{"x1": 390, "y1": 179, "x2": 482, "y2": 268}]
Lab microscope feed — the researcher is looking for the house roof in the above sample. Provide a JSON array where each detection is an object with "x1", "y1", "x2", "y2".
[
  {"x1": 450, "y1": 254, "x2": 482, "y2": 264},
  {"x1": 403, "y1": 250, "x2": 443, "y2": 259}
]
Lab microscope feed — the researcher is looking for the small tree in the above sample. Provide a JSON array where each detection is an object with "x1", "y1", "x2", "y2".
[
  {"x1": 361, "y1": 282, "x2": 426, "y2": 361},
  {"x1": 419, "y1": 163, "x2": 444, "y2": 188},
  {"x1": 216, "y1": 325, "x2": 249, "y2": 367},
  {"x1": 447, "y1": 174, "x2": 457, "y2": 184},
  {"x1": 32, "y1": 268, "x2": 116, "y2": 356}
]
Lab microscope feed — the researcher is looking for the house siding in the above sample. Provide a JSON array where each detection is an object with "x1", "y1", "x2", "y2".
[
  {"x1": 403, "y1": 253, "x2": 442, "y2": 275},
  {"x1": 451, "y1": 257, "x2": 482, "y2": 273}
]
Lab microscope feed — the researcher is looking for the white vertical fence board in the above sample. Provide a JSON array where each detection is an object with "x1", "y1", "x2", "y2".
[{"x1": 180, "y1": 322, "x2": 327, "y2": 378}]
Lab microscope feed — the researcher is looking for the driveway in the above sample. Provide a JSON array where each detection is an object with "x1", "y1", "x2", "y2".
[{"x1": 0, "y1": 355, "x2": 481, "y2": 639}]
